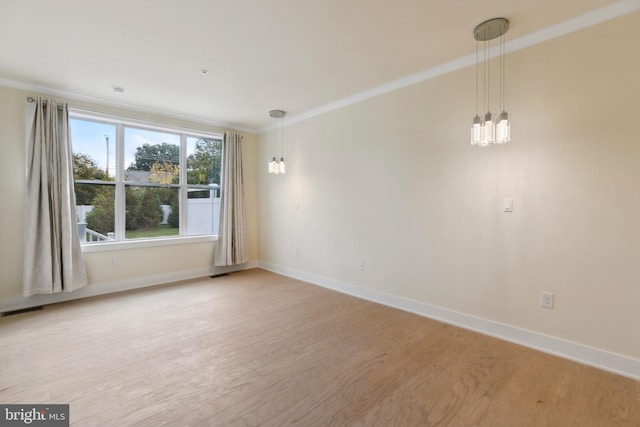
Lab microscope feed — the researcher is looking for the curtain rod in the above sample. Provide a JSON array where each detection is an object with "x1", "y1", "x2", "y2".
[
  {"x1": 26, "y1": 96, "x2": 64, "y2": 103},
  {"x1": 26, "y1": 96, "x2": 66, "y2": 108}
]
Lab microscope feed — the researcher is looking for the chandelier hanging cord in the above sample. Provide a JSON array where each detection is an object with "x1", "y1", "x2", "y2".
[
  {"x1": 484, "y1": 26, "x2": 489, "y2": 114},
  {"x1": 500, "y1": 29, "x2": 505, "y2": 112},
  {"x1": 279, "y1": 112, "x2": 284, "y2": 159},
  {"x1": 475, "y1": 38, "x2": 479, "y2": 117}
]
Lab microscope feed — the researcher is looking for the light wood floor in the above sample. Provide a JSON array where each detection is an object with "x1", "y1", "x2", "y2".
[{"x1": 1, "y1": 269, "x2": 638, "y2": 426}]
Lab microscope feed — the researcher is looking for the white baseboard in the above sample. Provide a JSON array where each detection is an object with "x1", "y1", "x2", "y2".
[
  {"x1": 1, "y1": 260, "x2": 258, "y2": 314},
  {"x1": 258, "y1": 260, "x2": 640, "y2": 381}
]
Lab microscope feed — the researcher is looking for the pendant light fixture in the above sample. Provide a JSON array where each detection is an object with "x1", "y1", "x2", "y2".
[
  {"x1": 470, "y1": 18, "x2": 510, "y2": 147},
  {"x1": 267, "y1": 109, "x2": 286, "y2": 174}
]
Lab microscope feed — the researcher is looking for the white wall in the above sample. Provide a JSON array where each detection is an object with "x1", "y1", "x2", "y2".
[
  {"x1": 258, "y1": 12, "x2": 640, "y2": 369},
  {"x1": 0, "y1": 85, "x2": 259, "y2": 309}
]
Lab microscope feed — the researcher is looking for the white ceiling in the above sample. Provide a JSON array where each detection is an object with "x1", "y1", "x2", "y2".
[{"x1": 0, "y1": 0, "x2": 626, "y2": 132}]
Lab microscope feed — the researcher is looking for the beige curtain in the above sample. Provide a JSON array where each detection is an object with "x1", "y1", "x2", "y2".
[
  {"x1": 214, "y1": 132, "x2": 249, "y2": 266},
  {"x1": 23, "y1": 97, "x2": 88, "y2": 297}
]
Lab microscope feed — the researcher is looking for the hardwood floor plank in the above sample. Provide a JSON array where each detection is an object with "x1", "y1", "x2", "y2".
[{"x1": 0, "y1": 268, "x2": 637, "y2": 426}]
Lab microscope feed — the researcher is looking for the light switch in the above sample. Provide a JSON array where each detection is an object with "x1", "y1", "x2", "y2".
[{"x1": 503, "y1": 198, "x2": 513, "y2": 212}]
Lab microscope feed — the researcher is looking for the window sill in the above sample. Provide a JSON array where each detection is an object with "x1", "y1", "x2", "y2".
[{"x1": 81, "y1": 235, "x2": 217, "y2": 253}]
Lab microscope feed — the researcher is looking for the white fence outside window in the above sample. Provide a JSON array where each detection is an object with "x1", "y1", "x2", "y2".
[{"x1": 76, "y1": 192, "x2": 219, "y2": 242}]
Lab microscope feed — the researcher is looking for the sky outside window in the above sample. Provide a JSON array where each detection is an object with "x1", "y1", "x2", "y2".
[
  {"x1": 69, "y1": 118, "x2": 116, "y2": 177},
  {"x1": 70, "y1": 119, "x2": 181, "y2": 176}
]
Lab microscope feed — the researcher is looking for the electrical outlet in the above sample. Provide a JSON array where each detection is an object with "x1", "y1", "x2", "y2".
[
  {"x1": 540, "y1": 292, "x2": 554, "y2": 309},
  {"x1": 358, "y1": 260, "x2": 365, "y2": 271}
]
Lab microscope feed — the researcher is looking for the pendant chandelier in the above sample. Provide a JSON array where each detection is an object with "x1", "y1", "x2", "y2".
[
  {"x1": 267, "y1": 109, "x2": 286, "y2": 174},
  {"x1": 471, "y1": 18, "x2": 511, "y2": 147}
]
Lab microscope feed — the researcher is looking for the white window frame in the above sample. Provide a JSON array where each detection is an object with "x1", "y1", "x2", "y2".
[{"x1": 69, "y1": 108, "x2": 223, "y2": 253}]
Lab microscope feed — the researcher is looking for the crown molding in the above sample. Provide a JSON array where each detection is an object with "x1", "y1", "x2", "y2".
[
  {"x1": 0, "y1": 77, "x2": 259, "y2": 135},
  {"x1": 3, "y1": 0, "x2": 638, "y2": 135},
  {"x1": 259, "y1": 0, "x2": 640, "y2": 133}
]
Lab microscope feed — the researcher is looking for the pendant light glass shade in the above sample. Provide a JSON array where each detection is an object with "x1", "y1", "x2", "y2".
[
  {"x1": 268, "y1": 110, "x2": 286, "y2": 174},
  {"x1": 482, "y1": 111, "x2": 494, "y2": 145},
  {"x1": 470, "y1": 18, "x2": 511, "y2": 147},
  {"x1": 471, "y1": 115, "x2": 482, "y2": 145},
  {"x1": 268, "y1": 156, "x2": 279, "y2": 174},
  {"x1": 495, "y1": 110, "x2": 510, "y2": 143}
]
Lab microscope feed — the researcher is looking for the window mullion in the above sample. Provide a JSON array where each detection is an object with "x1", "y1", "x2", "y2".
[
  {"x1": 115, "y1": 123, "x2": 125, "y2": 240},
  {"x1": 179, "y1": 134, "x2": 187, "y2": 236}
]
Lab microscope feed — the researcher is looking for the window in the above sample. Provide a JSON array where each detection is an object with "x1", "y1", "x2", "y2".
[{"x1": 70, "y1": 111, "x2": 222, "y2": 245}]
